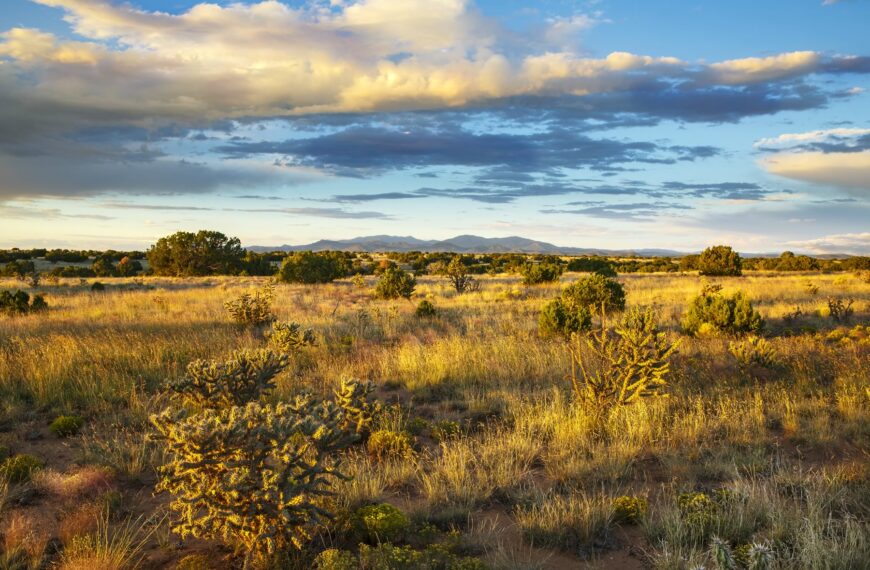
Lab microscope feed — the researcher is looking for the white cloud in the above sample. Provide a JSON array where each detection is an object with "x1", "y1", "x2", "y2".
[
  {"x1": 759, "y1": 150, "x2": 870, "y2": 193},
  {"x1": 755, "y1": 128, "x2": 870, "y2": 149},
  {"x1": 785, "y1": 232, "x2": 870, "y2": 255}
]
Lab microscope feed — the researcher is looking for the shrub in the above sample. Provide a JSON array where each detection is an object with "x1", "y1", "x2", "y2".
[
  {"x1": 169, "y1": 349, "x2": 289, "y2": 409},
  {"x1": 698, "y1": 245, "x2": 742, "y2": 276},
  {"x1": 375, "y1": 267, "x2": 416, "y2": 300},
  {"x1": 50, "y1": 415, "x2": 85, "y2": 438},
  {"x1": 539, "y1": 297, "x2": 592, "y2": 337},
  {"x1": 827, "y1": 297, "x2": 854, "y2": 324},
  {"x1": 515, "y1": 492, "x2": 614, "y2": 556},
  {"x1": 0, "y1": 290, "x2": 48, "y2": 316},
  {"x1": 612, "y1": 495, "x2": 647, "y2": 524},
  {"x1": 278, "y1": 251, "x2": 348, "y2": 284},
  {"x1": 367, "y1": 430, "x2": 415, "y2": 461},
  {"x1": 442, "y1": 256, "x2": 479, "y2": 294},
  {"x1": 267, "y1": 321, "x2": 315, "y2": 355},
  {"x1": 682, "y1": 289, "x2": 764, "y2": 336},
  {"x1": 357, "y1": 543, "x2": 486, "y2": 570},
  {"x1": 562, "y1": 273, "x2": 626, "y2": 316},
  {"x1": 1, "y1": 454, "x2": 44, "y2": 483},
  {"x1": 91, "y1": 281, "x2": 106, "y2": 292},
  {"x1": 569, "y1": 308, "x2": 678, "y2": 412},
  {"x1": 520, "y1": 262, "x2": 562, "y2": 285},
  {"x1": 354, "y1": 503, "x2": 410, "y2": 542},
  {"x1": 314, "y1": 548, "x2": 357, "y2": 570},
  {"x1": 147, "y1": 230, "x2": 244, "y2": 276},
  {"x1": 224, "y1": 284, "x2": 275, "y2": 326},
  {"x1": 416, "y1": 299, "x2": 437, "y2": 318}
]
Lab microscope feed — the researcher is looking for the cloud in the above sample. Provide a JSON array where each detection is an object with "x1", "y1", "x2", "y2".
[
  {"x1": 327, "y1": 192, "x2": 427, "y2": 203},
  {"x1": 759, "y1": 150, "x2": 870, "y2": 192},
  {"x1": 0, "y1": 204, "x2": 113, "y2": 220},
  {"x1": 785, "y1": 232, "x2": 870, "y2": 254},
  {"x1": 0, "y1": 1, "x2": 864, "y2": 132},
  {"x1": 96, "y1": 201, "x2": 392, "y2": 219},
  {"x1": 755, "y1": 128, "x2": 870, "y2": 153},
  {"x1": 219, "y1": 124, "x2": 720, "y2": 175},
  {"x1": 541, "y1": 201, "x2": 691, "y2": 220}
]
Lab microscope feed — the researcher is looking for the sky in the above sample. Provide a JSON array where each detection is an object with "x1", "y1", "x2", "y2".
[{"x1": 0, "y1": 0, "x2": 868, "y2": 253}]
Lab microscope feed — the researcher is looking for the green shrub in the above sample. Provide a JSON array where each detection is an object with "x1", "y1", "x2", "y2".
[
  {"x1": 442, "y1": 256, "x2": 479, "y2": 294},
  {"x1": 358, "y1": 543, "x2": 486, "y2": 570},
  {"x1": 367, "y1": 430, "x2": 415, "y2": 461},
  {"x1": 612, "y1": 495, "x2": 647, "y2": 524},
  {"x1": 539, "y1": 297, "x2": 592, "y2": 338},
  {"x1": 520, "y1": 262, "x2": 562, "y2": 286},
  {"x1": 698, "y1": 245, "x2": 742, "y2": 276},
  {"x1": 682, "y1": 289, "x2": 764, "y2": 336},
  {"x1": 91, "y1": 281, "x2": 106, "y2": 292},
  {"x1": 50, "y1": 415, "x2": 85, "y2": 438},
  {"x1": 375, "y1": 267, "x2": 416, "y2": 300},
  {"x1": 0, "y1": 444, "x2": 9, "y2": 460},
  {"x1": 224, "y1": 284, "x2": 275, "y2": 326},
  {"x1": 314, "y1": 548, "x2": 357, "y2": 570},
  {"x1": 570, "y1": 308, "x2": 678, "y2": 411},
  {"x1": 0, "y1": 454, "x2": 44, "y2": 483},
  {"x1": 0, "y1": 290, "x2": 48, "y2": 316},
  {"x1": 354, "y1": 503, "x2": 410, "y2": 542},
  {"x1": 562, "y1": 273, "x2": 626, "y2": 315},
  {"x1": 416, "y1": 299, "x2": 437, "y2": 318},
  {"x1": 278, "y1": 251, "x2": 348, "y2": 284}
]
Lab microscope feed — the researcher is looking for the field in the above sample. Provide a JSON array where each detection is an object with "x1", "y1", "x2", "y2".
[{"x1": 0, "y1": 271, "x2": 868, "y2": 569}]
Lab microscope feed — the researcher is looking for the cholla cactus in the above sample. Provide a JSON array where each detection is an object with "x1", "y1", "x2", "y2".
[
  {"x1": 334, "y1": 378, "x2": 381, "y2": 436},
  {"x1": 170, "y1": 349, "x2": 288, "y2": 409},
  {"x1": 710, "y1": 537, "x2": 737, "y2": 570},
  {"x1": 746, "y1": 542, "x2": 773, "y2": 570},
  {"x1": 224, "y1": 284, "x2": 275, "y2": 326},
  {"x1": 151, "y1": 398, "x2": 356, "y2": 564},
  {"x1": 569, "y1": 307, "x2": 678, "y2": 411},
  {"x1": 267, "y1": 321, "x2": 315, "y2": 355},
  {"x1": 728, "y1": 336, "x2": 779, "y2": 369}
]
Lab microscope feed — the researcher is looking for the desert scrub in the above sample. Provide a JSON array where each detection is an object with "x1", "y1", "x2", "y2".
[
  {"x1": 50, "y1": 414, "x2": 85, "y2": 438},
  {"x1": 416, "y1": 299, "x2": 437, "y2": 317},
  {"x1": 224, "y1": 283, "x2": 275, "y2": 326},
  {"x1": 0, "y1": 289, "x2": 47, "y2": 316},
  {"x1": 682, "y1": 288, "x2": 764, "y2": 336},
  {"x1": 367, "y1": 430, "x2": 415, "y2": 461},
  {"x1": 520, "y1": 262, "x2": 562, "y2": 285},
  {"x1": 515, "y1": 492, "x2": 614, "y2": 557},
  {"x1": 353, "y1": 503, "x2": 410, "y2": 542},
  {"x1": 612, "y1": 495, "x2": 647, "y2": 524},
  {"x1": 314, "y1": 548, "x2": 357, "y2": 570},
  {"x1": 569, "y1": 307, "x2": 678, "y2": 411},
  {"x1": 335, "y1": 378, "x2": 381, "y2": 437},
  {"x1": 728, "y1": 336, "x2": 779, "y2": 370},
  {"x1": 375, "y1": 266, "x2": 416, "y2": 300},
  {"x1": 432, "y1": 420, "x2": 461, "y2": 442},
  {"x1": 56, "y1": 511, "x2": 155, "y2": 570},
  {"x1": 357, "y1": 543, "x2": 487, "y2": 570},
  {"x1": 0, "y1": 454, "x2": 44, "y2": 483}
]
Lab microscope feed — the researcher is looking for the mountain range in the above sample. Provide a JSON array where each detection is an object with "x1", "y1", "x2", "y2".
[{"x1": 247, "y1": 235, "x2": 684, "y2": 256}]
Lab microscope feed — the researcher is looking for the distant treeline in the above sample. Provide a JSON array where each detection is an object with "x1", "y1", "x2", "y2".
[{"x1": 2, "y1": 231, "x2": 868, "y2": 281}]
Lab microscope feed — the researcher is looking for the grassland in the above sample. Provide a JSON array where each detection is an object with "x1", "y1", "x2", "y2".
[{"x1": 0, "y1": 271, "x2": 868, "y2": 569}]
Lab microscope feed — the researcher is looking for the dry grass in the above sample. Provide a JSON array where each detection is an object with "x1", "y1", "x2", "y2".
[{"x1": 0, "y1": 271, "x2": 868, "y2": 567}]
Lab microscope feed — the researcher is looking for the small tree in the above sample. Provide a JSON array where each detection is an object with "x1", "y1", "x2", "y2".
[
  {"x1": 521, "y1": 262, "x2": 562, "y2": 286},
  {"x1": 147, "y1": 230, "x2": 244, "y2": 276},
  {"x1": 278, "y1": 251, "x2": 347, "y2": 284},
  {"x1": 569, "y1": 308, "x2": 678, "y2": 412},
  {"x1": 0, "y1": 290, "x2": 47, "y2": 316},
  {"x1": 442, "y1": 256, "x2": 479, "y2": 294},
  {"x1": 375, "y1": 267, "x2": 416, "y2": 300},
  {"x1": 697, "y1": 246, "x2": 742, "y2": 277},
  {"x1": 682, "y1": 288, "x2": 764, "y2": 336}
]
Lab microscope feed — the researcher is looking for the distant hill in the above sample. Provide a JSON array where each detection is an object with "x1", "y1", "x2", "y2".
[{"x1": 247, "y1": 234, "x2": 684, "y2": 256}]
